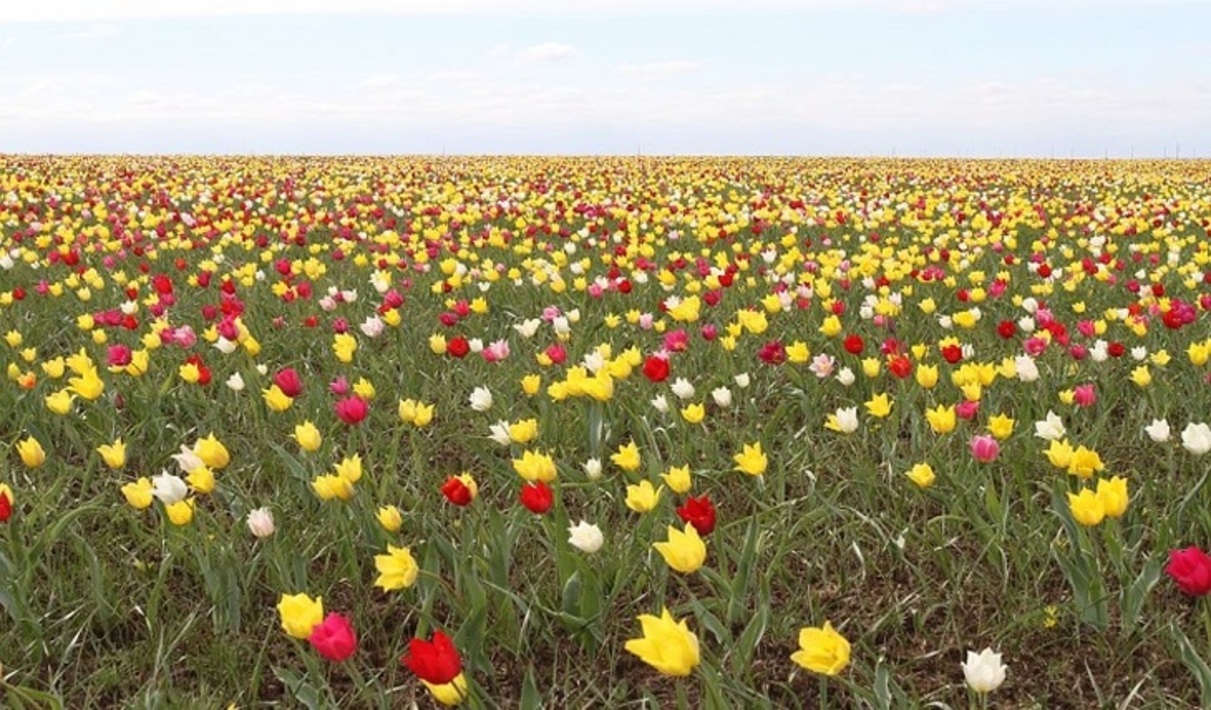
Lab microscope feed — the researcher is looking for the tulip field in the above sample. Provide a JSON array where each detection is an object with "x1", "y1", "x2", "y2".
[{"x1": 3, "y1": 155, "x2": 1211, "y2": 708}]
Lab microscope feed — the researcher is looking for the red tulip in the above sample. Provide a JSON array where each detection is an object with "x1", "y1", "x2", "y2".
[
  {"x1": 643, "y1": 355, "x2": 670, "y2": 383},
  {"x1": 843, "y1": 335, "x2": 864, "y2": 355},
  {"x1": 402, "y1": 630, "x2": 462, "y2": 685},
  {"x1": 274, "y1": 367, "x2": 303, "y2": 398},
  {"x1": 441, "y1": 477, "x2": 475, "y2": 506},
  {"x1": 518, "y1": 482, "x2": 553, "y2": 515},
  {"x1": 757, "y1": 340, "x2": 786, "y2": 365},
  {"x1": 308, "y1": 612, "x2": 358, "y2": 662},
  {"x1": 447, "y1": 336, "x2": 470, "y2": 359},
  {"x1": 1166, "y1": 547, "x2": 1211, "y2": 596},
  {"x1": 335, "y1": 397, "x2": 368, "y2": 425},
  {"x1": 0, "y1": 491, "x2": 12, "y2": 522},
  {"x1": 676, "y1": 495, "x2": 716, "y2": 535}
]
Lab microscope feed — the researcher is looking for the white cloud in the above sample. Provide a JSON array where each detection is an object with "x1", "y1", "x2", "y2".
[
  {"x1": 514, "y1": 42, "x2": 576, "y2": 62},
  {"x1": 57, "y1": 23, "x2": 119, "y2": 39},
  {"x1": 359, "y1": 74, "x2": 400, "y2": 90},
  {"x1": 0, "y1": 0, "x2": 924, "y2": 24},
  {"x1": 617, "y1": 60, "x2": 701, "y2": 79}
]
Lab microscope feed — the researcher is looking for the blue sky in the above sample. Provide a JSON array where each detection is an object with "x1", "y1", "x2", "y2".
[{"x1": 0, "y1": 0, "x2": 1207, "y2": 156}]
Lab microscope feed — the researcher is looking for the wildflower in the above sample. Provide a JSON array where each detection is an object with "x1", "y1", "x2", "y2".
[
  {"x1": 906, "y1": 463, "x2": 936, "y2": 488},
  {"x1": 625, "y1": 480, "x2": 661, "y2": 513},
  {"x1": 567, "y1": 520, "x2": 604, "y2": 552},
  {"x1": 1067, "y1": 488, "x2": 1105, "y2": 526},
  {"x1": 97, "y1": 439, "x2": 127, "y2": 470},
  {"x1": 247, "y1": 507, "x2": 275, "y2": 538},
  {"x1": 676, "y1": 495, "x2": 716, "y2": 535},
  {"x1": 611, "y1": 441, "x2": 642, "y2": 472},
  {"x1": 518, "y1": 481, "x2": 554, "y2": 514},
  {"x1": 1165, "y1": 547, "x2": 1211, "y2": 596},
  {"x1": 441, "y1": 473, "x2": 477, "y2": 506},
  {"x1": 661, "y1": 465, "x2": 692, "y2": 494},
  {"x1": 402, "y1": 630, "x2": 462, "y2": 685},
  {"x1": 151, "y1": 472, "x2": 188, "y2": 505},
  {"x1": 278, "y1": 593, "x2": 324, "y2": 639},
  {"x1": 121, "y1": 477, "x2": 154, "y2": 509},
  {"x1": 825, "y1": 407, "x2": 860, "y2": 434},
  {"x1": 1096, "y1": 476, "x2": 1129, "y2": 518},
  {"x1": 377, "y1": 505, "x2": 402, "y2": 532},
  {"x1": 970, "y1": 435, "x2": 1000, "y2": 462},
  {"x1": 654, "y1": 524, "x2": 707, "y2": 573},
  {"x1": 512, "y1": 450, "x2": 557, "y2": 483},
  {"x1": 308, "y1": 612, "x2": 358, "y2": 662},
  {"x1": 926, "y1": 405, "x2": 957, "y2": 434},
  {"x1": 374, "y1": 545, "x2": 419, "y2": 591},
  {"x1": 165, "y1": 498, "x2": 195, "y2": 525},
  {"x1": 1144, "y1": 419, "x2": 1170, "y2": 443},
  {"x1": 293, "y1": 421, "x2": 323, "y2": 452},
  {"x1": 733, "y1": 441, "x2": 768, "y2": 476},
  {"x1": 962, "y1": 648, "x2": 1008, "y2": 694},
  {"x1": 864, "y1": 393, "x2": 892, "y2": 418},
  {"x1": 16, "y1": 436, "x2": 46, "y2": 469},
  {"x1": 1182, "y1": 423, "x2": 1211, "y2": 456},
  {"x1": 625, "y1": 608, "x2": 700, "y2": 676},
  {"x1": 194, "y1": 433, "x2": 231, "y2": 470},
  {"x1": 791, "y1": 621, "x2": 850, "y2": 676}
]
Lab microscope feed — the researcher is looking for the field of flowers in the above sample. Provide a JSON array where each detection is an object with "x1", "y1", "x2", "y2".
[{"x1": 1, "y1": 155, "x2": 1210, "y2": 708}]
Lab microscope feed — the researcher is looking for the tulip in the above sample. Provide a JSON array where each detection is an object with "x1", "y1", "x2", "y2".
[
  {"x1": 905, "y1": 463, "x2": 936, "y2": 488},
  {"x1": 121, "y1": 477, "x2": 154, "y2": 509},
  {"x1": 1182, "y1": 423, "x2": 1211, "y2": 456},
  {"x1": 567, "y1": 520, "x2": 604, "y2": 553},
  {"x1": 402, "y1": 630, "x2": 462, "y2": 685},
  {"x1": 278, "y1": 593, "x2": 324, "y2": 639},
  {"x1": 512, "y1": 450, "x2": 557, "y2": 483},
  {"x1": 377, "y1": 505, "x2": 402, "y2": 532},
  {"x1": 16, "y1": 436, "x2": 46, "y2": 468},
  {"x1": 97, "y1": 439, "x2": 127, "y2": 470},
  {"x1": 625, "y1": 608, "x2": 700, "y2": 676},
  {"x1": 791, "y1": 621, "x2": 850, "y2": 676},
  {"x1": 441, "y1": 474, "x2": 477, "y2": 506},
  {"x1": 518, "y1": 482, "x2": 554, "y2": 515},
  {"x1": 292, "y1": 420, "x2": 323, "y2": 452},
  {"x1": 733, "y1": 441, "x2": 767, "y2": 477},
  {"x1": 374, "y1": 544, "x2": 418, "y2": 591},
  {"x1": 611, "y1": 441, "x2": 642, "y2": 472},
  {"x1": 308, "y1": 612, "x2": 358, "y2": 662},
  {"x1": 247, "y1": 507, "x2": 275, "y2": 538},
  {"x1": 654, "y1": 523, "x2": 707, "y2": 573},
  {"x1": 969, "y1": 435, "x2": 1000, "y2": 463},
  {"x1": 1166, "y1": 546, "x2": 1211, "y2": 596},
  {"x1": 625, "y1": 481, "x2": 661, "y2": 513},
  {"x1": 962, "y1": 648, "x2": 1007, "y2": 694}
]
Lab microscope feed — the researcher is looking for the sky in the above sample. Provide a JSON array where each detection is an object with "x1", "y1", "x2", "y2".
[{"x1": 0, "y1": 0, "x2": 1208, "y2": 156}]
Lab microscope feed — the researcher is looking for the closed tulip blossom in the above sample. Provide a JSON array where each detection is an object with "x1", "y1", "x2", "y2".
[
  {"x1": 969, "y1": 435, "x2": 1000, "y2": 462},
  {"x1": 308, "y1": 612, "x2": 358, "y2": 662},
  {"x1": 1182, "y1": 423, "x2": 1211, "y2": 456},
  {"x1": 962, "y1": 648, "x2": 1007, "y2": 694},
  {"x1": 402, "y1": 630, "x2": 462, "y2": 685},
  {"x1": 1165, "y1": 546, "x2": 1211, "y2": 596}
]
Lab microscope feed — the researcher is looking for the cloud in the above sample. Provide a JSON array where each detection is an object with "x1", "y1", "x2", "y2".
[
  {"x1": 0, "y1": 0, "x2": 903, "y2": 24},
  {"x1": 359, "y1": 74, "x2": 400, "y2": 90},
  {"x1": 616, "y1": 60, "x2": 702, "y2": 79},
  {"x1": 514, "y1": 42, "x2": 577, "y2": 62},
  {"x1": 2, "y1": 65, "x2": 1208, "y2": 156},
  {"x1": 57, "y1": 23, "x2": 119, "y2": 40}
]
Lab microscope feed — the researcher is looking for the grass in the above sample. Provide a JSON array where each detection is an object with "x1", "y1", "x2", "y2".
[{"x1": 0, "y1": 155, "x2": 1210, "y2": 708}]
